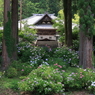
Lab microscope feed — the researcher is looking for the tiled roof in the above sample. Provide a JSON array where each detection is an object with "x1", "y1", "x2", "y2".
[{"x1": 18, "y1": 14, "x2": 57, "y2": 29}]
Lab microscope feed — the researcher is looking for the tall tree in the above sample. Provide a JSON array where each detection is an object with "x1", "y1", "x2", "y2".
[
  {"x1": 78, "y1": 0, "x2": 95, "y2": 68},
  {"x1": 2, "y1": 0, "x2": 18, "y2": 70},
  {"x1": 11, "y1": 0, "x2": 18, "y2": 60},
  {"x1": 63, "y1": 0, "x2": 72, "y2": 47},
  {"x1": 18, "y1": 0, "x2": 62, "y2": 19},
  {"x1": 2, "y1": 0, "x2": 11, "y2": 70},
  {"x1": 46, "y1": 0, "x2": 61, "y2": 15}
]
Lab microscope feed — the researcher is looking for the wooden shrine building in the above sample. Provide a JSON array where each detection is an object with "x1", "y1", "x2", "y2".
[{"x1": 19, "y1": 13, "x2": 59, "y2": 48}]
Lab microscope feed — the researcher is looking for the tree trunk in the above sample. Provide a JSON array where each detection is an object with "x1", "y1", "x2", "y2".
[
  {"x1": 63, "y1": 0, "x2": 72, "y2": 47},
  {"x1": 2, "y1": 0, "x2": 11, "y2": 70},
  {"x1": 79, "y1": 0, "x2": 93, "y2": 69},
  {"x1": 11, "y1": 0, "x2": 18, "y2": 60},
  {"x1": 83, "y1": 36, "x2": 93, "y2": 68},
  {"x1": 79, "y1": 31, "x2": 84, "y2": 66},
  {"x1": 79, "y1": 31, "x2": 93, "y2": 69}
]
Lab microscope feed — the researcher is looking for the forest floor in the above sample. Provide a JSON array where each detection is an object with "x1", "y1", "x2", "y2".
[
  {"x1": 0, "y1": 88, "x2": 92, "y2": 95},
  {"x1": 0, "y1": 88, "x2": 20, "y2": 95}
]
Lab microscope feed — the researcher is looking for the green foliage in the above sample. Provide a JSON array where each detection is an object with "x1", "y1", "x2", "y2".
[
  {"x1": 72, "y1": 26, "x2": 79, "y2": 40},
  {"x1": 88, "y1": 81, "x2": 95, "y2": 94},
  {"x1": 53, "y1": 15, "x2": 79, "y2": 45},
  {"x1": 0, "y1": 42, "x2": 2, "y2": 54},
  {"x1": 17, "y1": 42, "x2": 33, "y2": 62},
  {"x1": 16, "y1": 63, "x2": 95, "y2": 94},
  {"x1": 8, "y1": 79, "x2": 19, "y2": 90},
  {"x1": 11, "y1": 60, "x2": 33, "y2": 76},
  {"x1": 17, "y1": 42, "x2": 47, "y2": 63},
  {"x1": 19, "y1": 0, "x2": 39, "y2": 19},
  {"x1": 17, "y1": 41, "x2": 55, "y2": 65},
  {"x1": 72, "y1": 40, "x2": 79, "y2": 51},
  {"x1": 18, "y1": 65, "x2": 64, "y2": 94},
  {"x1": 72, "y1": 0, "x2": 78, "y2": 17},
  {"x1": 62, "y1": 68, "x2": 95, "y2": 91},
  {"x1": 72, "y1": 26, "x2": 79, "y2": 51},
  {"x1": 58, "y1": 10, "x2": 64, "y2": 19},
  {"x1": 19, "y1": 21, "x2": 37, "y2": 42},
  {"x1": 45, "y1": 0, "x2": 61, "y2": 15},
  {"x1": 0, "y1": 71, "x2": 5, "y2": 79},
  {"x1": 46, "y1": 58, "x2": 67, "y2": 69},
  {"x1": 53, "y1": 18, "x2": 65, "y2": 44},
  {"x1": 53, "y1": 46, "x2": 79, "y2": 67},
  {"x1": 0, "y1": 77, "x2": 20, "y2": 91},
  {"x1": 19, "y1": 0, "x2": 61, "y2": 19},
  {"x1": 17, "y1": 41, "x2": 79, "y2": 68},
  {"x1": 5, "y1": 67, "x2": 18, "y2": 78},
  {"x1": 72, "y1": 14, "x2": 79, "y2": 24},
  {"x1": 78, "y1": 0, "x2": 95, "y2": 37},
  {"x1": 0, "y1": 0, "x2": 3, "y2": 26},
  {"x1": 3, "y1": 11, "x2": 14, "y2": 57}
]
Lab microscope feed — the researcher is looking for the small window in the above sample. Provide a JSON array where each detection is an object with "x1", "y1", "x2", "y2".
[
  {"x1": 47, "y1": 22, "x2": 50, "y2": 24},
  {"x1": 42, "y1": 22, "x2": 45, "y2": 24},
  {"x1": 41, "y1": 37, "x2": 43, "y2": 39}
]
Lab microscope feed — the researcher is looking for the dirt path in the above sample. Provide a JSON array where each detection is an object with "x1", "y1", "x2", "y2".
[{"x1": 0, "y1": 88, "x2": 20, "y2": 95}]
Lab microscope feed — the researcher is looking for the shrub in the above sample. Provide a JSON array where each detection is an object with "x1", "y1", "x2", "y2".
[
  {"x1": 62, "y1": 68, "x2": 95, "y2": 91},
  {"x1": 18, "y1": 21, "x2": 37, "y2": 43},
  {"x1": 9, "y1": 79, "x2": 19, "y2": 90},
  {"x1": 72, "y1": 40, "x2": 79, "y2": 51},
  {"x1": 2, "y1": 78, "x2": 20, "y2": 91},
  {"x1": 20, "y1": 64, "x2": 33, "y2": 76},
  {"x1": 72, "y1": 26, "x2": 79, "y2": 40},
  {"x1": 53, "y1": 46, "x2": 79, "y2": 67},
  {"x1": 17, "y1": 42, "x2": 34, "y2": 62},
  {"x1": 17, "y1": 42, "x2": 49, "y2": 63},
  {"x1": 17, "y1": 41, "x2": 79, "y2": 69},
  {"x1": 18, "y1": 65, "x2": 64, "y2": 95},
  {"x1": 0, "y1": 71, "x2": 4, "y2": 79},
  {"x1": 88, "y1": 81, "x2": 95, "y2": 94},
  {"x1": 46, "y1": 58, "x2": 67, "y2": 70},
  {"x1": 11, "y1": 60, "x2": 33, "y2": 76},
  {"x1": 5, "y1": 67, "x2": 18, "y2": 78}
]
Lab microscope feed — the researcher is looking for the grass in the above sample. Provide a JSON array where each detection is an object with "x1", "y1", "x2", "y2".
[{"x1": 0, "y1": 77, "x2": 21, "y2": 95}]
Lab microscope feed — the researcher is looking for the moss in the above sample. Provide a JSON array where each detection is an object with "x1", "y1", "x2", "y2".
[{"x1": 3, "y1": 11, "x2": 14, "y2": 58}]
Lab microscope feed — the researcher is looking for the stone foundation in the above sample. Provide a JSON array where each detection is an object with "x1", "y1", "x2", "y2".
[{"x1": 36, "y1": 41, "x2": 58, "y2": 48}]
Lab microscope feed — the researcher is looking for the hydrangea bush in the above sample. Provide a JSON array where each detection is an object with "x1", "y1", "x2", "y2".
[
  {"x1": 88, "y1": 81, "x2": 95, "y2": 94},
  {"x1": 18, "y1": 65, "x2": 64, "y2": 95},
  {"x1": 17, "y1": 42, "x2": 79, "y2": 69},
  {"x1": 11, "y1": 60, "x2": 33, "y2": 76},
  {"x1": 62, "y1": 68, "x2": 95, "y2": 91},
  {"x1": 5, "y1": 67, "x2": 18, "y2": 78},
  {"x1": 17, "y1": 42, "x2": 49, "y2": 64},
  {"x1": 53, "y1": 46, "x2": 79, "y2": 67}
]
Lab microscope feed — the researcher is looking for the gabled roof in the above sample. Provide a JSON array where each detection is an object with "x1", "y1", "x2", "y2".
[
  {"x1": 34, "y1": 14, "x2": 53, "y2": 25},
  {"x1": 18, "y1": 13, "x2": 57, "y2": 29}
]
